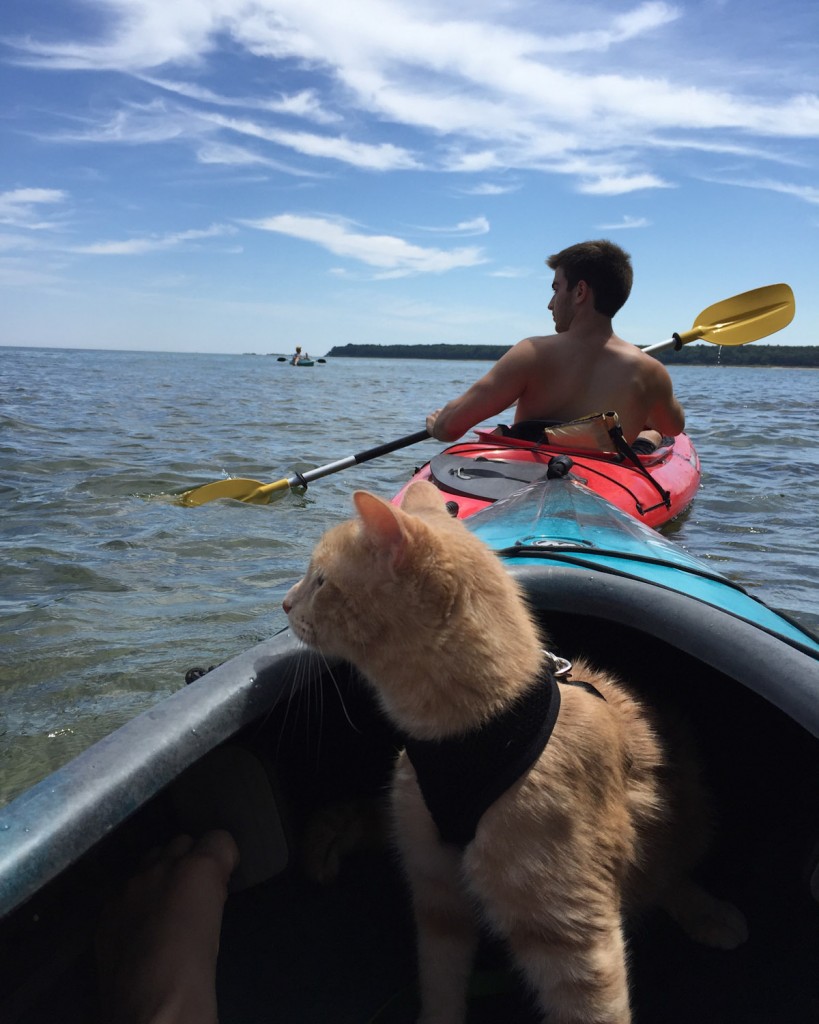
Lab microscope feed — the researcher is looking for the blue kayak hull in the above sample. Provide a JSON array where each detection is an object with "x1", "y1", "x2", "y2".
[{"x1": 468, "y1": 476, "x2": 819, "y2": 657}]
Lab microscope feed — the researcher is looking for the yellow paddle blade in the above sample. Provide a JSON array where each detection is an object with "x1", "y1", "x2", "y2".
[
  {"x1": 677, "y1": 283, "x2": 795, "y2": 347},
  {"x1": 179, "y1": 477, "x2": 289, "y2": 507}
]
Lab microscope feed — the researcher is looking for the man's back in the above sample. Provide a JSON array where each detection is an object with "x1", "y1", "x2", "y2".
[{"x1": 513, "y1": 332, "x2": 679, "y2": 441}]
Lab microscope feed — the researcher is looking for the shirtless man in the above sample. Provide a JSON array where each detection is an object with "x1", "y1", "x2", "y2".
[{"x1": 426, "y1": 240, "x2": 685, "y2": 449}]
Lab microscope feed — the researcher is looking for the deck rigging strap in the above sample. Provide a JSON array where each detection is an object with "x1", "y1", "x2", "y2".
[
  {"x1": 605, "y1": 421, "x2": 671, "y2": 509},
  {"x1": 498, "y1": 413, "x2": 671, "y2": 510}
]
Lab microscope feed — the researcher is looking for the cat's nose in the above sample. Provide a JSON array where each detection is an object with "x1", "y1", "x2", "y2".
[{"x1": 282, "y1": 596, "x2": 291, "y2": 613}]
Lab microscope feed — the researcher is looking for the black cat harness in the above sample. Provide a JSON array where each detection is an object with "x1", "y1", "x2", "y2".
[{"x1": 402, "y1": 654, "x2": 604, "y2": 849}]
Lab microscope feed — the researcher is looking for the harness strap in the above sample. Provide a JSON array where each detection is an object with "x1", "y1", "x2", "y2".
[
  {"x1": 403, "y1": 663, "x2": 605, "y2": 849},
  {"x1": 404, "y1": 670, "x2": 560, "y2": 848}
]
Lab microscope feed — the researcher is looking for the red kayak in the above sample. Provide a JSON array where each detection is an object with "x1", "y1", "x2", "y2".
[{"x1": 394, "y1": 427, "x2": 701, "y2": 529}]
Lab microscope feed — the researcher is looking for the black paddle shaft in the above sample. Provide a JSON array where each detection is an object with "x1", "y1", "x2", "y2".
[
  {"x1": 295, "y1": 429, "x2": 431, "y2": 487},
  {"x1": 352, "y1": 429, "x2": 430, "y2": 463}
]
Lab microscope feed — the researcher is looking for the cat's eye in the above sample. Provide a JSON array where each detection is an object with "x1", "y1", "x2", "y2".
[{"x1": 314, "y1": 571, "x2": 326, "y2": 587}]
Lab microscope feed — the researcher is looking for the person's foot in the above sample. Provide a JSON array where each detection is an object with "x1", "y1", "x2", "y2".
[
  {"x1": 96, "y1": 830, "x2": 240, "y2": 1024},
  {"x1": 636, "y1": 428, "x2": 662, "y2": 448}
]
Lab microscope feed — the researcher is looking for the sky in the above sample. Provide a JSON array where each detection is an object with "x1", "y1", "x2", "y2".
[{"x1": 1, "y1": 0, "x2": 818, "y2": 354}]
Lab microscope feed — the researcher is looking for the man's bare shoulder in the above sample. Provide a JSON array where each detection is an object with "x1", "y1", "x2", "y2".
[
  {"x1": 519, "y1": 332, "x2": 562, "y2": 347},
  {"x1": 511, "y1": 333, "x2": 568, "y2": 359}
]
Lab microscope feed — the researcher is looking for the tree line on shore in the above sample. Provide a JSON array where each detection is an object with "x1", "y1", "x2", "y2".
[{"x1": 326, "y1": 342, "x2": 819, "y2": 367}]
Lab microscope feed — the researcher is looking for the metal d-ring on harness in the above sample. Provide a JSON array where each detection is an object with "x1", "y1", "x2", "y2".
[
  {"x1": 542, "y1": 649, "x2": 573, "y2": 678},
  {"x1": 542, "y1": 649, "x2": 607, "y2": 701}
]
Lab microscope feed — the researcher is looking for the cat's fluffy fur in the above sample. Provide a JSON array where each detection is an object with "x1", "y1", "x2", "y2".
[{"x1": 284, "y1": 481, "x2": 746, "y2": 1023}]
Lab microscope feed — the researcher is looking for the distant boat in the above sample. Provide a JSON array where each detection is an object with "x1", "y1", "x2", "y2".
[{"x1": 276, "y1": 355, "x2": 326, "y2": 365}]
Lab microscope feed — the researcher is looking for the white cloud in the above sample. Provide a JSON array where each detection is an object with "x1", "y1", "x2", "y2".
[
  {"x1": 0, "y1": 188, "x2": 69, "y2": 229},
  {"x1": 700, "y1": 176, "x2": 819, "y2": 205},
  {"x1": 140, "y1": 78, "x2": 341, "y2": 124},
  {"x1": 489, "y1": 266, "x2": 532, "y2": 278},
  {"x1": 195, "y1": 140, "x2": 322, "y2": 176},
  {"x1": 49, "y1": 101, "x2": 194, "y2": 145},
  {"x1": 579, "y1": 173, "x2": 673, "y2": 195},
  {"x1": 415, "y1": 216, "x2": 490, "y2": 236},
  {"x1": 73, "y1": 223, "x2": 237, "y2": 255},
  {"x1": 596, "y1": 215, "x2": 652, "y2": 230},
  {"x1": 201, "y1": 112, "x2": 422, "y2": 170},
  {"x1": 459, "y1": 182, "x2": 521, "y2": 196},
  {"x1": 244, "y1": 213, "x2": 487, "y2": 275}
]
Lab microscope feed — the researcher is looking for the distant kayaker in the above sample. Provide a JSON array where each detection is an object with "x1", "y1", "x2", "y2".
[
  {"x1": 426, "y1": 240, "x2": 685, "y2": 453},
  {"x1": 292, "y1": 345, "x2": 303, "y2": 365}
]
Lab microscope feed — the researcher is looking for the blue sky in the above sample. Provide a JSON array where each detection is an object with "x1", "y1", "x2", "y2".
[{"x1": 2, "y1": 0, "x2": 817, "y2": 354}]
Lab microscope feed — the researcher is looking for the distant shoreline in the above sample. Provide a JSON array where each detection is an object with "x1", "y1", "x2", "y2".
[{"x1": 325, "y1": 342, "x2": 819, "y2": 367}]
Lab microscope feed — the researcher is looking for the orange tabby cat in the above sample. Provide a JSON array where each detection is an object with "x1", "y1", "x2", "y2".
[{"x1": 283, "y1": 481, "x2": 746, "y2": 1023}]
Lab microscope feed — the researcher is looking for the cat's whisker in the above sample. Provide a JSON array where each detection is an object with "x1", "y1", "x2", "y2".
[
  {"x1": 250, "y1": 664, "x2": 298, "y2": 742},
  {"x1": 319, "y1": 652, "x2": 362, "y2": 735},
  {"x1": 271, "y1": 653, "x2": 312, "y2": 760}
]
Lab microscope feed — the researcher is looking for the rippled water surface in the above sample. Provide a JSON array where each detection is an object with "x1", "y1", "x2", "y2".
[{"x1": 2, "y1": 347, "x2": 817, "y2": 805}]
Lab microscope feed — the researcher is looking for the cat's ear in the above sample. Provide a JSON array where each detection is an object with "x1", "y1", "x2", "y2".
[
  {"x1": 353, "y1": 491, "x2": 409, "y2": 569},
  {"x1": 399, "y1": 480, "x2": 448, "y2": 517}
]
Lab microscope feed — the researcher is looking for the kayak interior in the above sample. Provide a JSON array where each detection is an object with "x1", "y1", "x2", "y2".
[{"x1": 1, "y1": 578, "x2": 818, "y2": 1023}]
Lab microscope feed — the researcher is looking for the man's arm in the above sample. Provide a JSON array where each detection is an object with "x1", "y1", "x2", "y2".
[
  {"x1": 645, "y1": 363, "x2": 686, "y2": 436},
  {"x1": 427, "y1": 343, "x2": 534, "y2": 441}
]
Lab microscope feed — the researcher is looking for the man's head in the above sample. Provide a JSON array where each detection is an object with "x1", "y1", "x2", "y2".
[{"x1": 546, "y1": 240, "x2": 633, "y2": 318}]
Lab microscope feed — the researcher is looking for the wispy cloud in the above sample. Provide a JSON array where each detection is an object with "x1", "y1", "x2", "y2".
[
  {"x1": 45, "y1": 99, "x2": 417, "y2": 173},
  {"x1": 488, "y1": 266, "x2": 532, "y2": 278},
  {"x1": 596, "y1": 215, "x2": 652, "y2": 230},
  {"x1": 700, "y1": 175, "x2": 819, "y2": 205},
  {"x1": 0, "y1": 188, "x2": 69, "y2": 229},
  {"x1": 414, "y1": 216, "x2": 490, "y2": 236},
  {"x1": 459, "y1": 182, "x2": 521, "y2": 196},
  {"x1": 202, "y1": 112, "x2": 422, "y2": 171},
  {"x1": 140, "y1": 79, "x2": 341, "y2": 124},
  {"x1": 48, "y1": 100, "x2": 194, "y2": 145},
  {"x1": 578, "y1": 173, "x2": 673, "y2": 195},
  {"x1": 194, "y1": 140, "x2": 323, "y2": 177},
  {"x1": 243, "y1": 213, "x2": 487, "y2": 276},
  {"x1": 73, "y1": 224, "x2": 238, "y2": 255}
]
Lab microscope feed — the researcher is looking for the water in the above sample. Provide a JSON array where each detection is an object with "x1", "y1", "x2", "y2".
[{"x1": 1, "y1": 347, "x2": 818, "y2": 806}]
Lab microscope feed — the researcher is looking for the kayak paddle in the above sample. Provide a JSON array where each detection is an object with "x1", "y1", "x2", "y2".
[
  {"x1": 644, "y1": 283, "x2": 794, "y2": 355},
  {"x1": 179, "y1": 429, "x2": 430, "y2": 507}
]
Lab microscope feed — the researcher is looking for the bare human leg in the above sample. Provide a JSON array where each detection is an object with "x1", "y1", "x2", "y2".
[{"x1": 95, "y1": 830, "x2": 240, "y2": 1024}]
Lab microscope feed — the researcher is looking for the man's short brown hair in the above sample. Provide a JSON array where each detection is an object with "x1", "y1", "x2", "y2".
[{"x1": 546, "y1": 240, "x2": 633, "y2": 317}]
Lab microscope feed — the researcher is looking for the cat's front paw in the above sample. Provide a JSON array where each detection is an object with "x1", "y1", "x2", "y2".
[
  {"x1": 681, "y1": 897, "x2": 749, "y2": 950},
  {"x1": 662, "y1": 881, "x2": 749, "y2": 950},
  {"x1": 301, "y1": 797, "x2": 387, "y2": 884}
]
